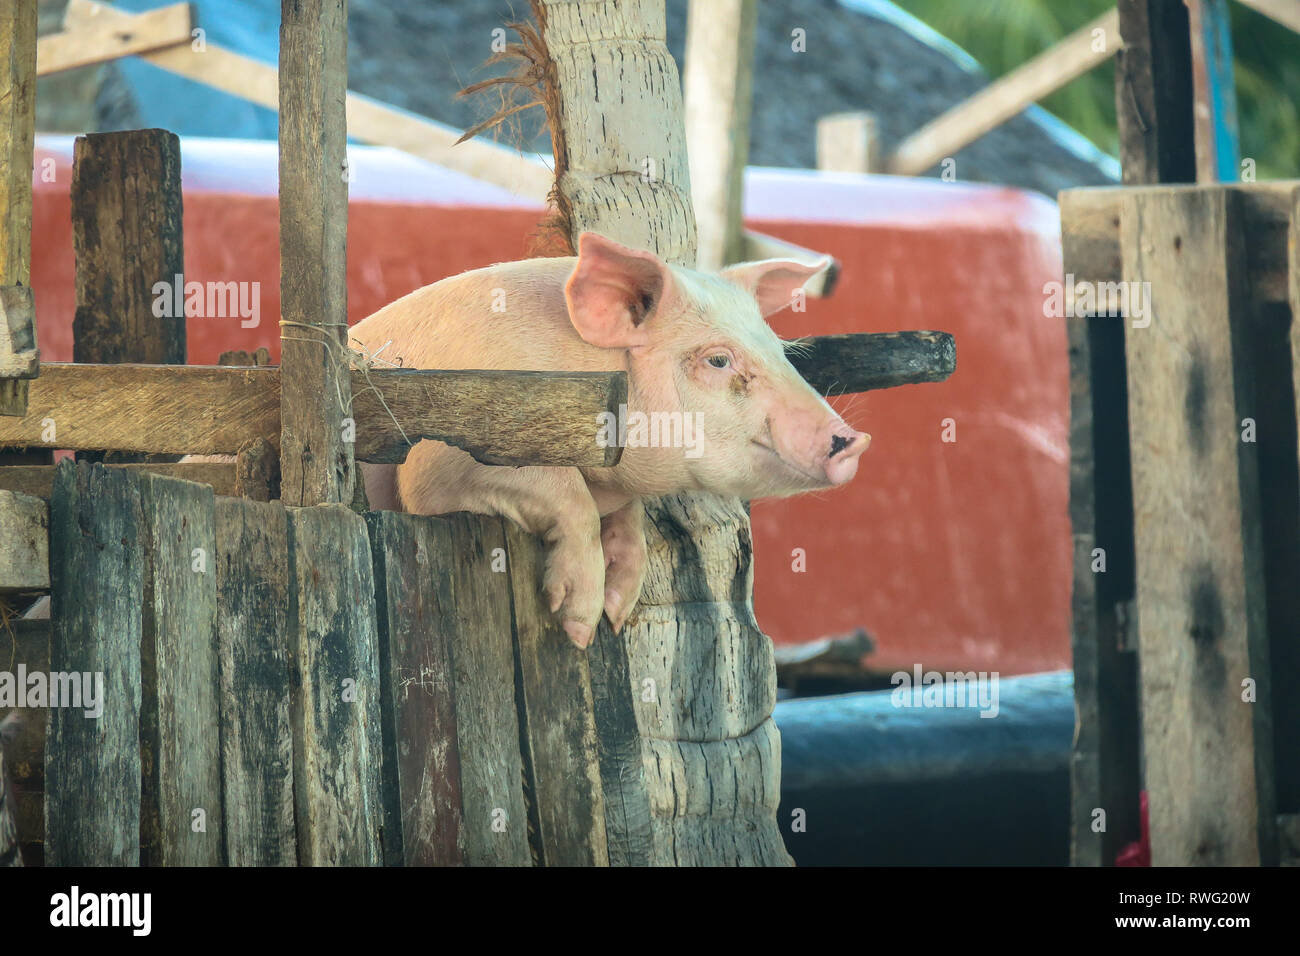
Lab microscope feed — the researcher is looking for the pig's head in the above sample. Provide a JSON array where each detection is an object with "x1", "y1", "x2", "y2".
[{"x1": 565, "y1": 232, "x2": 869, "y2": 498}]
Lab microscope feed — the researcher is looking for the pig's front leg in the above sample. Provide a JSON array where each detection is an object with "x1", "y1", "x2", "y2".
[
  {"x1": 397, "y1": 443, "x2": 605, "y2": 648},
  {"x1": 600, "y1": 498, "x2": 646, "y2": 634}
]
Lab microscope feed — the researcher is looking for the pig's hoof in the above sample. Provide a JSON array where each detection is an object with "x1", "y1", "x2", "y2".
[
  {"x1": 601, "y1": 512, "x2": 647, "y2": 635},
  {"x1": 542, "y1": 534, "x2": 605, "y2": 648},
  {"x1": 563, "y1": 620, "x2": 593, "y2": 649}
]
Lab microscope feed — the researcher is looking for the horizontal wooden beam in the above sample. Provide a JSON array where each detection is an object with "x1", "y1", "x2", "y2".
[
  {"x1": 890, "y1": 8, "x2": 1120, "y2": 176},
  {"x1": 37, "y1": 2, "x2": 194, "y2": 77},
  {"x1": 1060, "y1": 181, "x2": 1299, "y2": 305},
  {"x1": 0, "y1": 364, "x2": 626, "y2": 467},
  {"x1": 787, "y1": 331, "x2": 956, "y2": 394},
  {"x1": 63, "y1": 0, "x2": 839, "y2": 297},
  {"x1": 0, "y1": 461, "x2": 237, "y2": 500}
]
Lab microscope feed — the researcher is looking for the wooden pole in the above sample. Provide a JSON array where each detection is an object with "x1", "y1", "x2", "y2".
[
  {"x1": 278, "y1": 0, "x2": 353, "y2": 507},
  {"x1": 1115, "y1": 0, "x2": 1196, "y2": 185},
  {"x1": 71, "y1": 130, "x2": 186, "y2": 367},
  {"x1": 683, "y1": 0, "x2": 757, "y2": 272},
  {"x1": 0, "y1": 0, "x2": 38, "y2": 419},
  {"x1": 817, "y1": 112, "x2": 880, "y2": 174},
  {"x1": 538, "y1": 0, "x2": 791, "y2": 866},
  {"x1": 1067, "y1": 0, "x2": 1202, "y2": 868},
  {"x1": 889, "y1": 8, "x2": 1119, "y2": 177}
]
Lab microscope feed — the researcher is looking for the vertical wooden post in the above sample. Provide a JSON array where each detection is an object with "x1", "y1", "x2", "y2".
[
  {"x1": 278, "y1": 0, "x2": 353, "y2": 507},
  {"x1": 683, "y1": 0, "x2": 757, "y2": 272},
  {"x1": 1115, "y1": 0, "x2": 1196, "y2": 186},
  {"x1": 1068, "y1": 0, "x2": 1201, "y2": 867},
  {"x1": 817, "y1": 112, "x2": 880, "y2": 174},
  {"x1": 71, "y1": 130, "x2": 186, "y2": 366},
  {"x1": 1122, "y1": 186, "x2": 1275, "y2": 865},
  {"x1": 0, "y1": 0, "x2": 38, "y2": 418}
]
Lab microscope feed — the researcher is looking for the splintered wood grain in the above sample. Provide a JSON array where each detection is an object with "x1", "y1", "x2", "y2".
[
  {"x1": 45, "y1": 460, "x2": 143, "y2": 866},
  {"x1": 286, "y1": 504, "x2": 385, "y2": 866},
  {"x1": 0, "y1": 364, "x2": 280, "y2": 455},
  {"x1": 367, "y1": 510, "x2": 464, "y2": 865},
  {"x1": 1121, "y1": 185, "x2": 1276, "y2": 865},
  {"x1": 137, "y1": 473, "x2": 223, "y2": 866},
  {"x1": 502, "y1": 521, "x2": 607, "y2": 866},
  {"x1": 440, "y1": 513, "x2": 531, "y2": 866},
  {"x1": 214, "y1": 496, "x2": 295, "y2": 866}
]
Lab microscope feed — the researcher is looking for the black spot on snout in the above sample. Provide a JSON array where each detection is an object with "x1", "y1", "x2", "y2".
[{"x1": 829, "y1": 434, "x2": 851, "y2": 458}]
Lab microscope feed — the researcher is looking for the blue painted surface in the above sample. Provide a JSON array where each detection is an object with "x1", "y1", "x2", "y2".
[
  {"x1": 1197, "y1": 0, "x2": 1242, "y2": 181},
  {"x1": 109, "y1": 0, "x2": 279, "y2": 139}
]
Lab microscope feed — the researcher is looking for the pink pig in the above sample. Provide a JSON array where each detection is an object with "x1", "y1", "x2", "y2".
[{"x1": 351, "y1": 232, "x2": 870, "y2": 648}]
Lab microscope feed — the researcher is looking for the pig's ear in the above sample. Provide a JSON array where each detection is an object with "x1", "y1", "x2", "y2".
[
  {"x1": 720, "y1": 257, "x2": 831, "y2": 318},
  {"x1": 565, "y1": 233, "x2": 675, "y2": 349}
]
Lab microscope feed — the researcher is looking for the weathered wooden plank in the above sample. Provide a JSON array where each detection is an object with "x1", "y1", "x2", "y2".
[
  {"x1": 0, "y1": 363, "x2": 626, "y2": 466},
  {"x1": 71, "y1": 130, "x2": 185, "y2": 366},
  {"x1": 44, "y1": 460, "x2": 143, "y2": 866},
  {"x1": 214, "y1": 496, "x2": 295, "y2": 866},
  {"x1": 278, "y1": 0, "x2": 353, "y2": 507},
  {"x1": 0, "y1": 461, "x2": 238, "y2": 500},
  {"x1": 502, "y1": 521, "x2": 607, "y2": 866},
  {"x1": 137, "y1": 473, "x2": 223, "y2": 866},
  {"x1": 1122, "y1": 185, "x2": 1276, "y2": 864},
  {"x1": 440, "y1": 513, "x2": 531, "y2": 866},
  {"x1": 0, "y1": 488, "x2": 47, "y2": 592},
  {"x1": 1059, "y1": 183, "x2": 1298, "y2": 306},
  {"x1": 787, "y1": 331, "x2": 955, "y2": 395},
  {"x1": 0, "y1": 1, "x2": 37, "y2": 417},
  {"x1": 36, "y1": 2, "x2": 193, "y2": 76},
  {"x1": 286, "y1": 504, "x2": 385, "y2": 866},
  {"x1": 1115, "y1": 0, "x2": 1197, "y2": 186},
  {"x1": 366, "y1": 510, "x2": 464, "y2": 866}
]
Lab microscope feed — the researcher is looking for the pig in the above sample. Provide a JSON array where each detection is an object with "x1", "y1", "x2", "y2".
[{"x1": 350, "y1": 232, "x2": 870, "y2": 648}]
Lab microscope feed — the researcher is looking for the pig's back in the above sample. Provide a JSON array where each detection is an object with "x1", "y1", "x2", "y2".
[{"x1": 349, "y1": 256, "x2": 619, "y2": 374}]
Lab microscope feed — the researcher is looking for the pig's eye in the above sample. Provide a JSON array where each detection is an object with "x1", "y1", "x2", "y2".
[{"x1": 706, "y1": 353, "x2": 731, "y2": 370}]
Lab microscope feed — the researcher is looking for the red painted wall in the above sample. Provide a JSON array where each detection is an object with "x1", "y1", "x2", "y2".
[{"x1": 30, "y1": 136, "x2": 1070, "y2": 675}]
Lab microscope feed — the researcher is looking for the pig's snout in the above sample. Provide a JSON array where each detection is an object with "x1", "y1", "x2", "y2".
[{"x1": 824, "y1": 426, "x2": 869, "y2": 485}]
